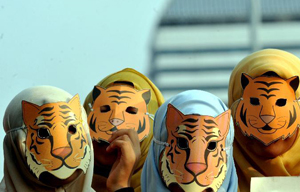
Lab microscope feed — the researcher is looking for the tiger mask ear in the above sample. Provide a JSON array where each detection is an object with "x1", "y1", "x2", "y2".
[
  {"x1": 92, "y1": 86, "x2": 106, "y2": 101},
  {"x1": 214, "y1": 110, "x2": 231, "y2": 138},
  {"x1": 166, "y1": 104, "x2": 184, "y2": 132},
  {"x1": 139, "y1": 89, "x2": 151, "y2": 105},
  {"x1": 286, "y1": 76, "x2": 299, "y2": 92},
  {"x1": 68, "y1": 94, "x2": 82, "y2": 120},
  {"x1": 22, "y1": 100, "x2": 41, "y2": 127},
  {"x1": 241, "y1": 73, "x2": 253, "y2": 90}
]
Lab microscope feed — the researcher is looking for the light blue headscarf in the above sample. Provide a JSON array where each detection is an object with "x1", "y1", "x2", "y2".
[{"x1": 141, "y1": 90, "x2": 237, "y2": 192}]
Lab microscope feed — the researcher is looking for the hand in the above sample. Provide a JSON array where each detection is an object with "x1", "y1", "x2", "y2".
[{"x1": 106, "y1": 129, "x2": 141, "y2": 192}]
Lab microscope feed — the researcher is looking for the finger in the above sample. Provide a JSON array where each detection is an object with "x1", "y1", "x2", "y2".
[
  {"x1": 106, "y1": 135, "x2": 132, "y2": 153},
  {"x1": 108, "y1": 129, "x2": 135, "y2": 142},
  {"x1": 108, "y1": 130, "x2": 141, "y2": 161},
  {"x1": 106, "y1": 137, "x2": 135, "y2": 162},
  {"x1": 107, "y1": 134, "x2": 141, "y2": 172},
  {"x1": 108, "y1": 129, "x2": 139, "y2": 145}
]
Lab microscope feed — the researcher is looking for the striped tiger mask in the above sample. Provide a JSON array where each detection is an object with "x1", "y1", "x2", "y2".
[
  {"x1": 22, "y1": 95, "x2": 91, "y2": 180},
  {"x1": 160, "y1": 104, "x2": 230, "y2": 192},
  {"x1": 88, "y1": 85, "x2": 151, "y2": 142},
  {"x1": 235, "y1": 73, "x2": 300, "y2": 146}
]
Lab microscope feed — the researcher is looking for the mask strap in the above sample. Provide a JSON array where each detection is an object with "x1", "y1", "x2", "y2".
[
  {"x1": 153, "y1": 137, "x2": 231, "y2": 150},
  {"x1": 222, "y1": 146, "x2": 231, "y2": 151},
  {"x1": 294, "y1": 97, "x2": 300, "y2": 102},
  {"x1": 145, "y1": 112, "x2": 155, "y2": 120},
  {"x1": 230, "y1": 97, "x2": 243, "y2": 110},
  {"x1": 6, "y1": 126, "x2": 27, "y2": 134},
  {"x1": 89, "y1": 103, "x2": 154, "y2": 119},
  {"x1": 153, "y1": 137, "x2": 170, "y2": 147},
  {"x1": 88, "y1": 103, "x2": 94, "y2": 111}
]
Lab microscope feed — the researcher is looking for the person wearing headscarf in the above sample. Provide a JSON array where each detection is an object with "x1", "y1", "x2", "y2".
[
  {"x1": 228, "y1": 49, "x2": 300, "y2": 192},
  {"x1": 83, "y1": 68, "x2": 164, "y2": 192},
  {"x1": 141, "y1": 90, "x2": 238, "y2": 192},
  {"x1": 0, "y1": 86, "x2": 94, "y2": 192}
]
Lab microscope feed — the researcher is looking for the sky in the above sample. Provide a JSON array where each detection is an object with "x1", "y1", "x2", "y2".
[{"x1": 0, "y1": 0, "x2": 169, "y2": 180}]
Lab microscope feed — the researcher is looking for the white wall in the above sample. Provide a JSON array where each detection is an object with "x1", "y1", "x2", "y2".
[{"x1": 0, "y1": 0, "x2": 168, "y2": 180}]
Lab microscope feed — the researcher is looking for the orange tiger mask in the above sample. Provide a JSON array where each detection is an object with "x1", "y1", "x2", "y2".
[
  {"x1": 22, "y1": 94, "x2": 91, "y2": 179},
  {"x1": 88, "y1": 85, "x2": 151, "y2": 142},
  {"x1": 160, "y1": 104, "x2": 230, "y2": 192},
  {"x1": 235, "y1": 73, "x2": 300, "y2": 146}
]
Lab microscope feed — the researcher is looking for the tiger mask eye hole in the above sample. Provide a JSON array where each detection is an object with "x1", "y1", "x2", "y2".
[
  {"x1": 126, "y1": 106, "x2": 138, "y2": 114},
  {"x1": 250, "y1": 97, "x2": 260, "y2": 106},
  {"x1": 68, "y1": 125, "x2": 77, "y2": 135},
  {"x1": 38, "y1": 128, "x2": 51, "y2": 139},
  {"x1": 100, "y1": 105, "x2": 111, "y2": 113},
  {"x1": 207, "y1": 141, "x2": 217, "y2": 151},
  {"x1": 276, "y1": 98, "x2": 287, "y2": 107},
  {"x1": 177, "y1": 137, "x2": 189, "y2": 150}
]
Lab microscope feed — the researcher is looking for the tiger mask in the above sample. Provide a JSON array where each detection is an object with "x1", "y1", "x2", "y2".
[
  {"x1": 160, "y1": 104, "x2": 230, "y2": 192},
  {"x1": 22, "y1": 94, "x2": 91, "y2": 180},
  {"x1": 88, "y1": 85, "x2": 151, "y2": 142},
  {"x1": 235, "y1": 73, "x2": 300, "y2": 146}
]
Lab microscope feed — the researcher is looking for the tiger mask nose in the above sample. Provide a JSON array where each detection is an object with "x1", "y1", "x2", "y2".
[
  {"x1": 260, "y1": 115, "x2": 275, "y2": 124},
  {"x1": 186, "y1": 162, "x2": 207, "y2": 175},
  {"x1": 52, "y1": 147, "x2": 72, "y2": 159},
  {"x1": 109, "y1": 118, "x2": 124, "y2": 126}
]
